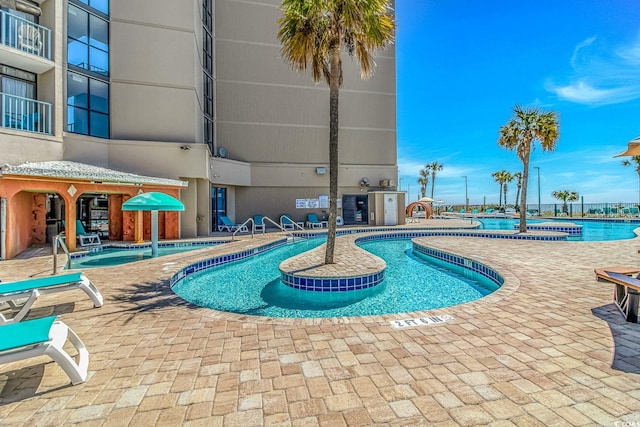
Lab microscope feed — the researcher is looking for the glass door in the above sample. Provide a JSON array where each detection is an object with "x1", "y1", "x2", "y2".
[{"x1": 211, "y1": 187, "x2": 226, "y2": 231}]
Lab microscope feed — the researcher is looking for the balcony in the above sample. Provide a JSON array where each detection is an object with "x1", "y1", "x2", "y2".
[
  {"x1": 0, "y1": 10, "x2": 53, "y2": 74},
  {"x1": 1, "y1": 92, "x2": 52, "y2": 135}
]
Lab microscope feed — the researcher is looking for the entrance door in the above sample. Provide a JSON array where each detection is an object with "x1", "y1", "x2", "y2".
[
  {"x1": 211, "y1": 187, "x2": 226, "y2": 231},
  {"x1": 384, "y1": 193, "x2": 398, "y2": 225}
]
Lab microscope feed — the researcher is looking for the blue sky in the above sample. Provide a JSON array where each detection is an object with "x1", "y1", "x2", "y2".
[{"x1": 395, "y1": 0, "x2": 640, "y2": 205}]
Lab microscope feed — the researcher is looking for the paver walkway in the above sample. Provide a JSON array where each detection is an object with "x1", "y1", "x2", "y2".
[{"x1": 1, "y1": 222, "x2": 640, "y2": 426}]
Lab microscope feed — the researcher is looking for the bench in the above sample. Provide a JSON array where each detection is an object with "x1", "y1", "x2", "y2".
[{"x1": 595, "y1": 266, "x2": 640, "y2": 322}]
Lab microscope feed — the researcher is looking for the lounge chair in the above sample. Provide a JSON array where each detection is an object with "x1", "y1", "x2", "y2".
[
  {"x1": 253, "y1": 215, "x2": 265, "y2": 232},
  {"x1": 280, "y1": 214, "x2": 295, "y2": 230},
  {"x1": 218, "y1": 216, "x2": 248, "y2": 232},
  {"x1": 0, "y1": 272, "x2": 104, "y2": 324},
  {"x1": 306, "y1": 213, "x2": 324, "y2": 229},
  {"x1": 0, "y1": 316, "x2": 89, "y2": 384},
  {"x1": 62, "y1": 220, "x2": 101, "y2": 246},
  {"x1": 595, "y1": 267, "x2": 640, "y2": 322}
]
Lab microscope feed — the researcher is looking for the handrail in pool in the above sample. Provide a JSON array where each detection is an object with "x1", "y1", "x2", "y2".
[{"x1": 52, "y1": 233, "x2": 71, "y2": 274}]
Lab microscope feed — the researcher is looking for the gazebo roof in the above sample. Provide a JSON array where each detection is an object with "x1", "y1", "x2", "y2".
[
  {"x1": 0, "y1": 161, "x2": 188, "y2": 187},
  {"x1": 122, "y1": 192, "x2": 185, "y2": 211}
]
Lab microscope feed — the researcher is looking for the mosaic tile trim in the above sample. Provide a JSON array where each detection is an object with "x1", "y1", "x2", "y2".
[
  {"x1": 518, "y1": 224, "x2": 583, "y2": 235},
  {"x1": 170, "y1": 239, "x2": 289, "y2": 288},
  {"x1": 412, "y1": 243, "x2": 504, "y2": 286},
  {"x1": 349, "y1": 230, "x2": 566, "y2": 242},
  {"x1": 280, "y1": 271, "x2": 384, "y2": 292},
  {"x1": 69, "y1": 240, "x2": 226, "y2": 260}
]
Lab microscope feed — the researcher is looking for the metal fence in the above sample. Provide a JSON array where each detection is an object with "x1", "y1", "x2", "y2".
[{"x1": 439, "y1": 202, "x2": 640, "y2": 218}]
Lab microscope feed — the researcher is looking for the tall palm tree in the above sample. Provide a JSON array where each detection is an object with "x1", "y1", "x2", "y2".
[
  {"x1": 427, "y1": 161, "x2": 444, "y2": 199},
  {"x1": 278, "y1": 0, "x2": 394, "y2": 264},
  {"x1": 513, "y1": 172, "x2": 523, "y2": 211},
  {"x1": 621, "y1": 156, "x2": 640, "y2": 206},
  {"x1": 552, "y1": 190, "x2": 579, "y2": 214},
  {"x1": 491, "y1": 170, "x2": 511, "y2": 208},
  {"x1": 418, "y1": 167, "x2": 429, "y2": 199},
  {"x1": 498, "y1": 105, "x2": 559, "y2": 232}
]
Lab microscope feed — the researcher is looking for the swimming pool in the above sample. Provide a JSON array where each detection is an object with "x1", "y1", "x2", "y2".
[
  {"x1": 68, "y1": 241, "x2": 224, "y2": 269},
  {"x1": 171, "y1": 238, "x2": 500, "y2": 318},
  {"x1": 477, "y1": 218, "x2": 640, "y2": 241}
]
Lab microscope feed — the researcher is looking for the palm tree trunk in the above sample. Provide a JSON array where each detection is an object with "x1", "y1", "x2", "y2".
[
  {"x1": 498, "y1": 185, "x2": 502, "y2": 208},
  {"x1": 324, "y1": 44, "x2": 340, "y2": 264},
  {"x1": 515, "y1": 186, "x2": 521, "y2": 210},
  {"x1": 430, "y1": 175, "x2": 435, "y2": 199},
  {"x1": 503, "y1": 185, "x2": 507, "y2": 209},
  {"x1": 519, "y1": 149, "x2": 531, "y2": 232}
]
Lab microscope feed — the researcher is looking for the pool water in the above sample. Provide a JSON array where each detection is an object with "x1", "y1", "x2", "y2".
[
  {"x1": 477, "y1": 218, "x2": 640, "y2": 241},
  {"x1": 69, "y1": 244, "x2": 221, "y2": 269},
  {"x1": 172, "y1": 238, "x2": 499, "y2": 318}
]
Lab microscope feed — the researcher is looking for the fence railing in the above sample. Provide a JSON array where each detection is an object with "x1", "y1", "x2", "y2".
[
  {"x1": 0, "y1": 10, "x2": 51, "y2": 60},
  {"x1": 1, "y1": 92, "x2": 52, "y2": 134},
  {"x1": 437, "y1": 203, "x2": 640, "y2": 218}
]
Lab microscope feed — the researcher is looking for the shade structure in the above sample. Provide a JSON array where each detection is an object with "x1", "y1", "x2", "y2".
[
  {"x1": 406, "y1": 201, "x2": 433, "y2": 219},
  {"x1": 122, "y1": 192, "x2": 184, "y2": 257},
  {"x1": 121, "y1": 192, "x2": 185, "y2": 211},
  {"x1": 614, "y1": 137, "x2": 640, "y2": 157},
  {"x1": 418, "y1": 197, "x2": 434, "y2": 203}
]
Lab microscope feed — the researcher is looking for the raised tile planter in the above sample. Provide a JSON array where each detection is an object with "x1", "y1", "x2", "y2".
[{"x1": 515, "y1": 222, "x2": 582, "y2": 235}]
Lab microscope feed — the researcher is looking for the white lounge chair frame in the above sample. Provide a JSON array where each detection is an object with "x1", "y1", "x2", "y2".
[
  {"x1": 0, "y1": 272, "x2": 103, "y2": 324},
  {"x1": 0, "y1": 317, "x2": 89, "y2": 385}
]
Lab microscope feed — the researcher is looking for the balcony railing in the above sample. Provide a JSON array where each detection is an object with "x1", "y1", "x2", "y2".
[
  {"x1": 0, "y1": 10, "x2": 51, "y2": 60},
  {"x1": 1, "y1": 93, "x2": 52, "y2": 135}
]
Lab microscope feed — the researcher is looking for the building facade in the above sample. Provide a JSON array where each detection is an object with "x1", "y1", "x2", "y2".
[{"x1": 0, "y1": 0, "x2": 397, "y2": 258}]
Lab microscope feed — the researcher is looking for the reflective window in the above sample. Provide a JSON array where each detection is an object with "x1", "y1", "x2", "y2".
[
  {"x1": 67, "y1": 71, "x2": 109, "y2": 138},
  {"x1": 74, "y1": 0, "x2": 109, "y2": 16},
  {"x1": 67, "y1": 4, "x2": 108, "y2": 76}
]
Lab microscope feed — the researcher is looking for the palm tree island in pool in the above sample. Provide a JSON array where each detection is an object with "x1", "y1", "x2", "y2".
[{"x1": 277, "y1": 0, "x2": 395, "y2": 264}]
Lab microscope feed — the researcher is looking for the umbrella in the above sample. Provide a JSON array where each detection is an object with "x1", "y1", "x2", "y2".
[
  {"x1": 418, "y1": 197, "x2": 434, "y2": 202},
  {"x1": 614, "y1": 137, "x2": 640, "y2": 157},
  {"x1": 122, "y1": 192, "x2": 184, "y2": 257}
]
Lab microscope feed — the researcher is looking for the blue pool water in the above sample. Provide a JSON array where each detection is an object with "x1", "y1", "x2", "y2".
[
  {"x1": 477, "y1": 218, "x2": 640, "y2": 241},
  {"x1": 69, "y1": 243, "x2": 221, "y2": 269},
  {"x1": 172, "y1": 238, "x2": 499, "y2": 318}
]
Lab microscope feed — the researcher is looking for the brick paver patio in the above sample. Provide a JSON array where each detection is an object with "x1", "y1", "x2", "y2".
[{"x1": 1, "y1": 220, "x2": 640, "y2": 426}]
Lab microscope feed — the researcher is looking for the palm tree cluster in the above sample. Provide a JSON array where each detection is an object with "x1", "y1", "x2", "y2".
[
  {"x1": 491, "y1": 170, "x2": 513, "y2": 209},
  {"x1": 278, "y1": 0, "x2": 394, "y2": 264},
  {"x1": 552, "y1": 190, "x2": 579, "y2": 214},
  {"x1": 417, "y1": 162, "x2": 444, "y2": 199}
]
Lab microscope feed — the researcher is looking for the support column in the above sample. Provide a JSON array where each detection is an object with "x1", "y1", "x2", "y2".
[{"x1": 134, "y1": 210, "x2": 143, "y2": 243}]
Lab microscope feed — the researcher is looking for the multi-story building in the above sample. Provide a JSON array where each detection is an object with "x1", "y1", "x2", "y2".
[{"x1": 0, "y1": 0, "x2": 398, "y2": 259}]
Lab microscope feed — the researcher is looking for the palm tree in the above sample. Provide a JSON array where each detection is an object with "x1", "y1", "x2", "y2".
[
  {"x1": 498, "y1": 105, "x2": 559, "y2": 232},
  {"x1": 552, "y1": 190, "x2": 579, "y2": 215},
  {"x1": 621, "y1": 156, "x2": 640, "y2": 206},
  {"x1": 278, "y1": 0, "x2": 394, "y2": 264},
  {"x1": 427, "y1": 161, "x2": 444, "y2": 199},
  {"x1": 418, "y1": 167, "x2": 429, "y2": 199},
  {"x1": 513, "y1": 172, "x2": 523, "y2": 211},
  {"x1": 491, "y1": 170, "x2": 512, "y2": 209}
]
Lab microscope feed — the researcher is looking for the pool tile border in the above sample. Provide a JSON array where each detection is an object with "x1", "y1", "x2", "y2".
[{"x1": 68, "y1": 239, "x2": 227, "y2": 260}]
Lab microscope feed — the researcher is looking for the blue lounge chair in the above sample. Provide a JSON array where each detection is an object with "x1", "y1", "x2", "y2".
[
  {"x1": 218, "y1": 216, "x2": 248, "y2": 232},
  {"x1": 0, "y1": 316, "x2": 89, "y2": 384},
  {"x1": 62, "y1": 220, "x2": 101, "y2": 246},
  {"x1": 0, "y1": 272, "x2": 103, "y2": 324},
  {"x1": 253, "y1": 215, "x2": 265, "y2": 232},
  {"x1": 280, "y1": 214, "x2": 295, "y2": 230},
  {"x1": 306, "y1": 213, "x2": 324, "y2": 229}
]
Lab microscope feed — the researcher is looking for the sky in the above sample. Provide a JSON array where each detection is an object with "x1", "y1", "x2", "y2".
[{"x1": 395, "y1": 0, "x2": 640, "y2": 205}]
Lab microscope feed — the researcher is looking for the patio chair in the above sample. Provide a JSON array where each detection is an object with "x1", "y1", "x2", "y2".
[
  {"x1": 306, "y1": 213, "x2": 323, "y2": 229},
  {"x1": 62, "y1": 220, "x2": 101, "y2": 246},
  {"x1": 218, "y1": 216, "x2": 248, "y2": 232},
  {"x1": 0, "y1": 272, "x2": 104, "y2": 324},
  {"x1": 280, "y1": 214, "x2": 295, "y2": 230},
  {"x1": 253, "y1": 215, "x2": 265, "y2": 232},
  {"x1": 0, "y1": 316, "x2": 89, "y2": 385}
]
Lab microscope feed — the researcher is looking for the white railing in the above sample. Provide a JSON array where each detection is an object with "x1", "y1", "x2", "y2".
[
  {"x1": 0, "y1": 10, "x2": 51, "y2": 60},
  {"x1": 1, "y1": 93, "x2": 52, "y2": 134},
  {"x1": 52, "y1": 233, "x2": 71, "y2": 274}
]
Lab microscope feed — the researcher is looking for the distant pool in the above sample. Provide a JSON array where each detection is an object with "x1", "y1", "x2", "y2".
[
  {"x1": 477, "y1": 218, "x2": 640, "y2": 241},
  {"x1": 68, "y1": 241, "x2": 224, "y2": 269}
]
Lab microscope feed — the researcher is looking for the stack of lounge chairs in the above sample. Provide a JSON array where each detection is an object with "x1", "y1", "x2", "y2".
[{"x1": 0, "y1": 272, "x2": 103, "y2": 385}]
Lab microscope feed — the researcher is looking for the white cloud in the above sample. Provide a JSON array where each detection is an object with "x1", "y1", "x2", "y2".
[{"x1": 547, "y1": 33, "x2": 640, "y2": 106}]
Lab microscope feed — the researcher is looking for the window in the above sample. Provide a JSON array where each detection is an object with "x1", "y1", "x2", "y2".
[
  {"x1": 202, "y1": 0, "x2": 215, "y2": 154},
  {"x1": 67, "y1": 4, "x2": 108, "y2": 76},
  {"x1": 67, "y1": 71, "x2": 109, "y2": 137},
  {"x1": 67, "y1": 1, "x2": 109, "y2": 138}
]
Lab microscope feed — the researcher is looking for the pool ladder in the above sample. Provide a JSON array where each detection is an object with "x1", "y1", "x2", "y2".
[
  {"x1": 231, "y1": 216, "x2": 303, "y2": 242},
  {"x1": 52, "y1": 233, "x2": 71, "y2": 274}
]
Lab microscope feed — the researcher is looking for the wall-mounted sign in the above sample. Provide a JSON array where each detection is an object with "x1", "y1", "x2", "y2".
[
  {"x1": 319, "y1": 194, "x2": 329, "y2": 208},
  {"x1": 296, "y1": 198, "x2": 320, "y2": 209}
]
